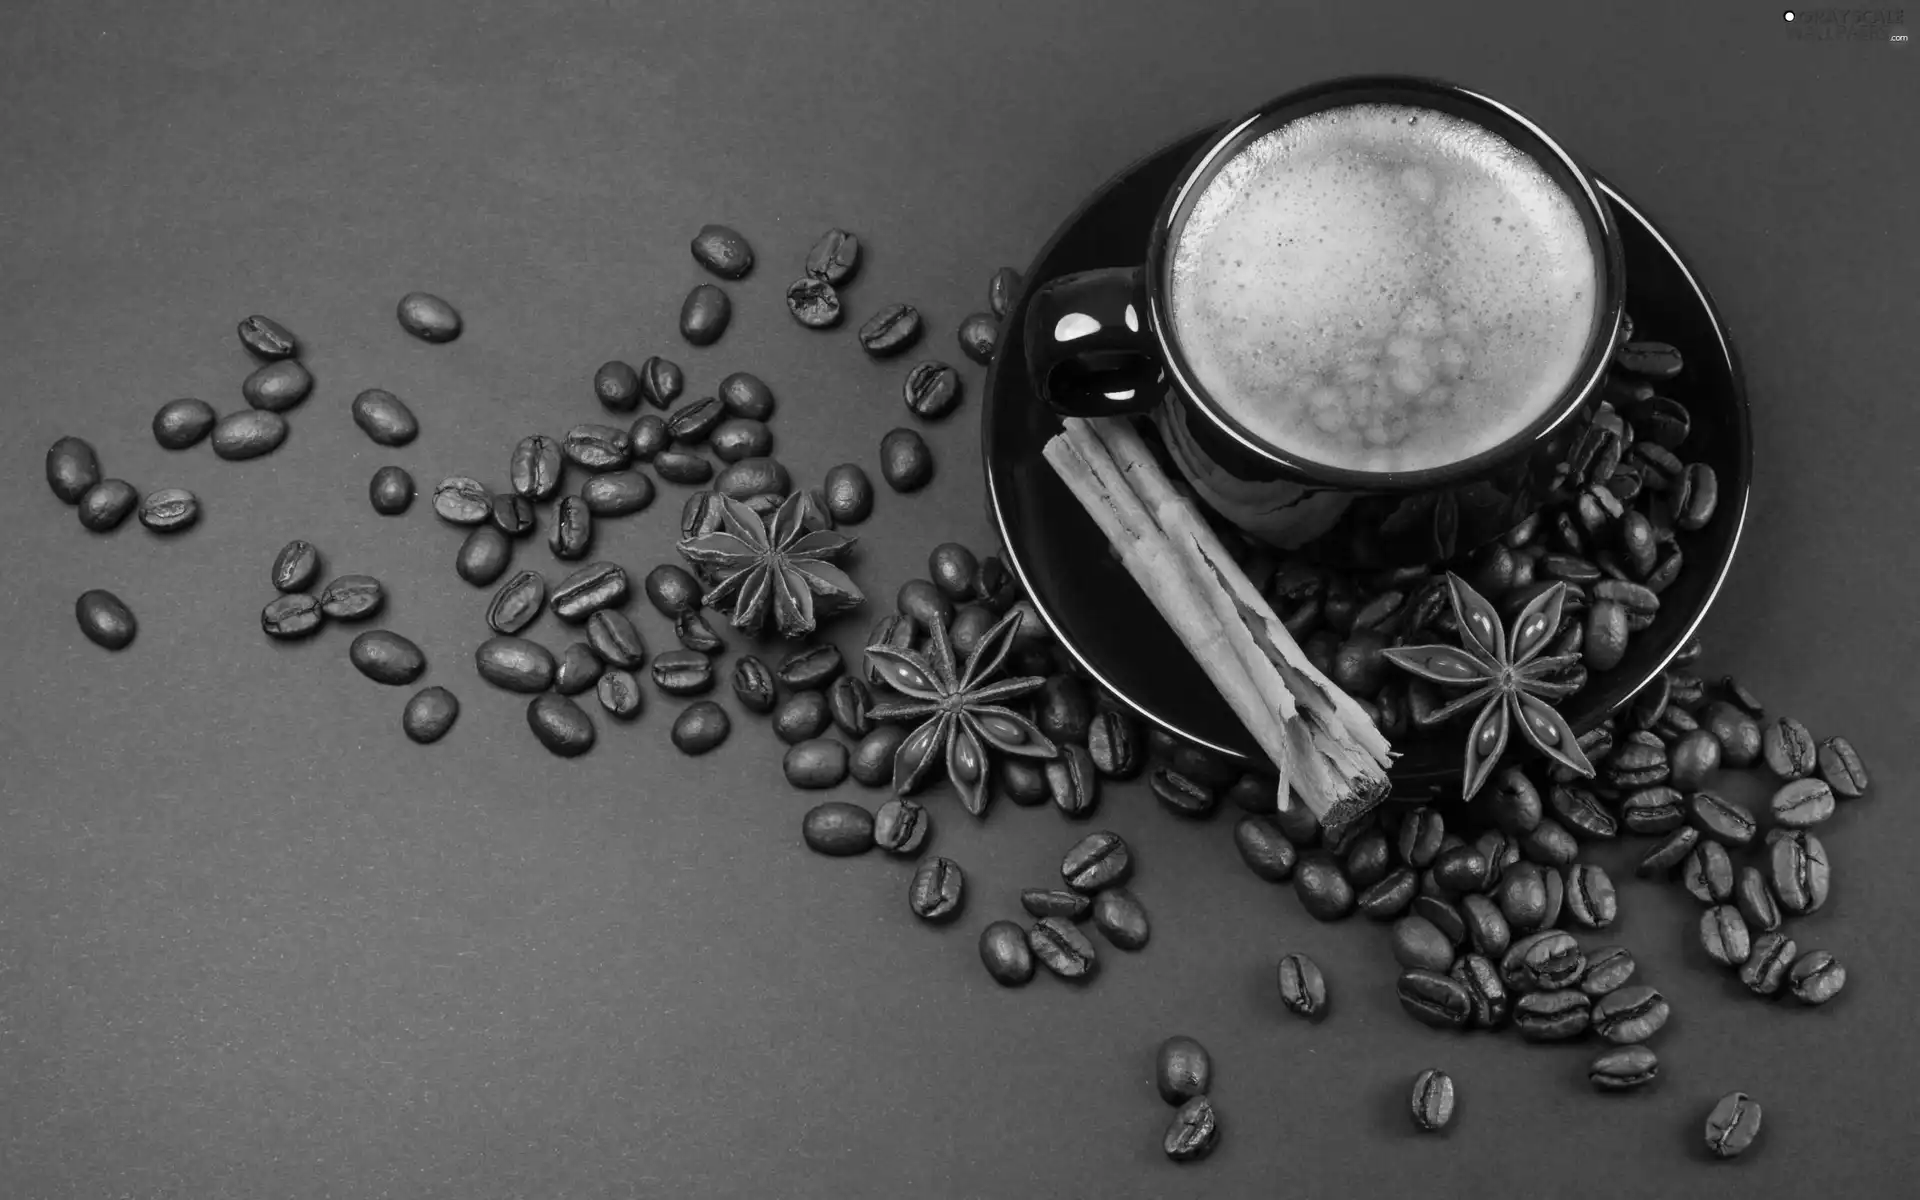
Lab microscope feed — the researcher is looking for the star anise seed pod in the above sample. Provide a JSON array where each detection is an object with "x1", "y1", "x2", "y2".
[{"x1": 676, "y1": 492, "x2": 863, "y2": 638}]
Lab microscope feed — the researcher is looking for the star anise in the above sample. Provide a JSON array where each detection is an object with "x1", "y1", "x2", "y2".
[
  {"x1": 1382, "y1": 572, "x2": 1595, "y2": 800},
  {"x1": 677, "y1": 492, "x2": 863, "y2": 638},
  {"x1": 866, "y1": 608, "x2": 1059, "y2": 816}
]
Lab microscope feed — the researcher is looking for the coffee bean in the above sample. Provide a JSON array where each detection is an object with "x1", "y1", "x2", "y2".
[
  {"x1": 1762, "y1": 717, "x2": 1816, "y2": 780},
  {"x1": 369, "y1": 466, "x2": 415, "y2": 515},
  {"x1": 792, "y1": 470, "x2": 868, "y2": 536},
  {"x1": 1432, "y1": 844, "x2": 1490, "y2": 893},
  {"x1": 679, "y1": 284, "x2": 731, "y2": 345},
  {"x1": 590, "y1": 360, "x2": 642, "y2": 413},
  {"x1": 1676, "y1": 463, "x2": 1718, "y2": 530},
  {"x1": 1502, "y1": 930, "x2": 1586, "y2": 992},
  {"x1": 240, "y1": 359, "x2": 313, "y2": 413},
  {"x1": 237, "y1": 314, "x2": 297, "y2": 359},
  {"x1": 1521, "y1": 817, "x2": 1580, "y2": 866},
  {"x1": 1028, "y1": 676, "x2": 1092, "y2": 745},
  {"x1": 455, "y1": 525, "x2": 513, "y2": 587},
  {"x1": 1081, "y1": 711, "x2": 1142, "y2": 780},
  {"x1": 261, "y1": 593, "x2": 323, "y2": 639},
  {"x1": 782, "y1": 277, "x2": 843, "y2": 330},
  {"x1": 1741, "y1": 929, "x2": 1797, "y2": 996},
  {"x1": 956, "y1": 312, "x2": 997, "y2": 365},
  {"x1": 1546, "y1": 784, "x2": 1617, "y2": 841},
  {"x1": 510, "y1": 435, "x2": 564, "y2": 500},
  {"x1": 1704, "y1": 1092, "x2": 1762, "y2": 1160},
  {"x1": 817, "y1": 677, "x2": 871, "y2": 740},
  {"x1": 270, "y1": 540, "x2": 322, "y2": 593},
  {"x1": 868, "y1": 797, "x2": 930, "y2": 856},
  {"x1": 400, "y1": 686, "x2": 460, "y2": 744},
  {"x1": 856, "y1": 303, "x2": 922, "y2": 358},
  {"x1": 910, "y1": 546, "x2": 976, "y2": 608},
  {"x1": 153, "y1": 399, "x2": 217, "y2": 449},
  {"x1": 73, "y1": 588, "x2": 137, "y2": 651},
  {"x1": 1452, "y1": 952, "x2": 1510, "y2": 1029},
  {"x1": 396, "y1": 292, "x2": 461, "y2": 342},
  {"x1": 1261, "y1": 953, "x2": 1328, "y2": 1024},
  {"x1": 1582, "y1": 600, "x2": 1628, "y2": 672},
  {"x1": 1687, "y1": 791, "x2": 1757, "y2": 848},
  {"x1": 1735, "y1": 867, "x2": 1782, "y2": 934},
  {"x1": 1397, "y1": 969, "x2": 1472, "y2": 1028},
  {"x1": 1589, "y1": 1045, "x2": 1659, "y2": 1091},
  {"x1": 1514, "y1": 988, "x2": 1592, "y2": 1041},
  {"x1": 554, "y1": 642, "x2": 606, "y2": 696},
  {"x1": 1091, "y1": 887, "x2": 1149, "y2": 950},
  {"x1": 1815, "y1": 736, "x2": 1867, "y2": 798},
  {"x1": 670, "y1": 700, "x2": 731, "y2": 755},
  {"x1": 1621, "y1": 787, "x2": 1685, "y2": 836},
  {"x1": 341, "y1": 388, "x2": 416, "y2": 447},
  {"x1": 1405, "y1": 899, "x2": 1463, "y2": 954},
  {"x1": 1293, "y1": 855, "x2": 1355, "y2": 921},
  {"x1": 1061, "y1": 831, "x2": 1131, "y2": 893},
  {"x1": 1359, "y1": 868, "x2": 1419, "y2": 920},
  {"x1": 1390, "y1": 916, "x2": 1454, "y2": 973},
  {"x1": 348, "y1": 630, "x2": 425, "y2": 686},
  {"x1": 1170, "y1": 742, "x2": 1240, "y2": 792},
  {"x1": 1565, "y1": 865, "x2": 1617, "y2": 930},
  {"x1": 652, "y1": 649, "x2": 715, "y2": 697},
  {"x1": 672, "y1": 609, "x2": 724, "y2": 654},
  {"x1": 979, "y1": 921, "x2": 1033, "y2": 987},
  {"x1": 1021, "y1": 889, "x2": 1090, "y2": 921},
  {"x1": 313, "y1": 575, "x2": 381, "y2": 622},
  {"x1": 1343, "y1": 830, "x2": 1393, "y2": 889},
  {"x1": 1398, "y1": 807, "x2": 1446, "y2": 868},
  {"x1": 785, "y1": 738, "x2": 850, "y2": 789},
  {"x1": 1771, "y1": 778, "x2": 1836, "y2": 828},
  {"x1": 1409, "y1": 1069, "x2": 1455, "y2": 1133},
  {"x1": 628, "y1": 415, "x2": 672, "y2": 465},
  {"x1": 1481, "y1": 767, "x2": 1543, "y2": 835},
  {"x1": 773, "y1": 691, "x2": 831, "y2": 745},
  {"x1": 1496, "y1": 862, "x2": 1548, "y2": 931},
  {"x1": 1029, "y1": 916, "x2": 1099, "y2": 981},
  {"x1": 1636, "y1": 827, "x2": 1699, "y2": 877},
  {"x1": 644, "y1": 565, "x2": 703, "y2": 618},
  {"x1": 1146, "y1": 1036, "x2": 1213, "y2": 1107},
  {"x1": 802, "y1": 802, "x2": 875, "y2": 856},
  {"x1": 1580, "y1": 946, "x2": 1636, "y2": 997},
  {"x1": 985, "y1": 266, "x2": 1023, "y2": 320},
  {"x1": 474, "y1": 636, "x2": 557, "y2": 693},
  {"x1": 1047, "y1": 745, "x2": 1100, "y2": 818},
  {"x1": 845, "y1": 727, "x2": 903, "y2": 789},
  {"x1": 1606, "y1": 738, "x2": 1670, "y2": 789},
  {"x1": 596, "y1": 669, "x2": 643, "y2": 720},
  {"x1": 433, "y1": 477, "x2": 491, "y2": 525},
  {"x1": 523, "y1": 693, "x2": 593, "y2": 757},
  {"x1": 898, "y1": 359, "x2": 965, "y2": 422},
  {"x1": 903, "y1": 855, "x2": 968, "y2": 922},
  {"x1": 987, "y1": 758, "x2": 1041, "y2": 807},
  {"x1": 1591, "y1": 984, "x2": 1668, "y2": 1044},
  {"x1": 1769, "y1": 829, "x2": 1829, "y2": 916},
  {"x1": 580, "y1": 471, "x2": 655, "y2": 517},
  {"x1": 1476, "y1": 830, "x2": 1520, "y2": 885},
  {"x1": 707, "y1": 418, "x2": 773, "y2": 464},
  {"x1": 689, "y1": 223, "x2": 753, "y2": 278},
  {"x1": 1163, "y1": 1095, "x2": 1219, "y2": 1163},
  {"x1": 714, "y1": 457, "x2": 789, "y2": 500},
  {"x1": 547, "y1": 497, "x2": 593, "y2": 560},
  {"x1": 1225, "y1": 816, "x2": 1294, "y2": 882},
  {"x1": 1788, "y1": 949, "x2": 1846, "y2": 1005},
  {"x1": 708, "y1": 660, "x2": 771, "y2": 722},
  {"x1": 485, "y1": 571, "x2": 546, "y2": 636},
  {"x1": 211, "y1": 410, "x2": 288, "y2": 460},
  {"x1": 132, "y1": 486, "x2": 196, "y2": 533},
  {"x1": 797, "y1": 227, "x2": 861, "y2": 284},
  {"x1": 1459, "y1": 893, "x2": 1510, "y2": 958},
  {"x1": 1681, "y1": 841, "x2": 1736, "y2": 905},
  {"x1": 879, "y1": 428, "x2": 933, "y2": 492},
  {"x1": 662, "y1": 397, "x2": 723, "y2": 446},
  {"x1": 560, "y1": 424, "x2": 630, "y2": 473},
  {"x1": 1698, "y1": 904, "x2": 1752, "y2": 968}
]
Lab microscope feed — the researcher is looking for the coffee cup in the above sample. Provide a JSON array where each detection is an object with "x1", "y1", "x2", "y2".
[{"x1": 1024, "y1": 75, "x2": 1626, "y2": 564}]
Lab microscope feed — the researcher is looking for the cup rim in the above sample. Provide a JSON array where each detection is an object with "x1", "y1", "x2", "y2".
[{"x1": 1144, "y1": 74, "x2": 1628, "y2": 491}]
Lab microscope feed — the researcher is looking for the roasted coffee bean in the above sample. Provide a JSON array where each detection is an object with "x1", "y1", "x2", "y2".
[
  {"x1": 649, "y1": 648, "x2": 714, "y2": 696},
  {"x1": 786, "y1": 277, "x2": 842, "y2": 328},
  {"x1": 1392, "y1": 916, "x2": 1456, "y2": 973},
  {"x1": 714, "y1": 456, "x2": 789, "y2": 500},
  {"x1": 1359, "y1": 869, "x2": 1419, "y2": 920},
  {"x1": 1398, "y1": 969, "x2": 1472, "y2": 1028},
  {"x1": 211, "y1": 410, "x2": 287, "y2": 460},
  {"x1": 1771, "y1": 778, "x2": 1836, "y2": 828},
  {"x1": 879, "y1": 428, "x2": 933, "y2": 492},
  {"x1": 871, "y1": 797, "x2": 930, "y2": 855},
  {"x1": 1769, "y1": 829, "x2": 1829, "y2": 915},
  {"x1": 475, "y1": 636, "x2": 557, "y2": 692},
  {"x1": 826, "y1": 676, "x2": 873, "y2": 738},
  {"x1": 629, "y1": 415, "x2": 670, "y2": 463},
  {"x1": 1688, "y1": 791, "x2": 1758, "y2": 849},
  {"x1": 1485, "y1": 767, "x2": 1544, "y2": 835},
  {"x1": 689, "y1": 223, "x2": 753, "y2": 278},
  {"x1": 1547, "y1": 784, "x2": 1618, "y2": 840},
  {"x1": 1565, "y1": 865, "x2": 1617, "y2": 930},
  {"x1": 1449, "y1": 953, "x2": 1510, "y2": 1031},
  {"x1": 237, "y1": 314, "x2": 296, "y2": 359},
  {"x1": 593, "y1": 360, "x2": 643, "y2": 412},
  {"x1": 956, "y1": 312, "x2": 997, "y2": 365},
  {"x1": 455, "y1": 525, "x2": 512, "y2": 587},
  {"x1": 1591, "y1": 985, "x2": 1667, "y2": 1044},
  {"x1": 348, "y1": 630, "x2": 425, "y2": 686},
  {"x1": 1736, "y1": 867, "x2": 1782, "y2": 934},
  {"x1": 1521, "y1": 818, "x2": 1580, "y2": 866},
  {"x1": 1741, "y1": 930, "x2": 1797, "y2": 996},
  {"x1": 511, "y1": 435, "x2": 565, "y2": 500},
  {"x1": 1637, "y1": 827, "x2": 1699, "y2": 878},
  {"x1": 1233, "y1": 816, "x2": 1298, "y2": 882},
  {"x1": 646, "y1": 566, "x2": 704, "y2": 620},
  {"x1": 1048, "y1": 745, "x2": 1100, "y2": 818},
  {"x1": 1788, "y1": 950, "x2": 1846, "y2": 1005},
  {"x1": 1017, "y1": 889, "x2": 1088, "y2": 922},
  {"x1": 347, "y1": 387, "x2": 416, "y2": 445},
  {"x1": 915, "y1": 545, "x2": 977, "y2": 606},
  {"x1": 1268, "y1": 798, "x2": 1319, "y2": 850},
  {"x1": 1676, "y1": 463, "x2": 1718, "y2": 530},
  {"x1": 1276, "y1": 952, "x2": 1328, "y2": 1019},
  {"x1": 1396, "y1": 806, "x2": 1445, "y2": 868},
  {"x1": 673, "y1": 609, "x2": 724, "y2": 654},
  {"x1": 1409, "y1": 1069, "x2": 1455, "y2": 1133},
  {"x1": 1663, "y1": 729, "x2": 1718, "y2": 791},
  {"x1": 1163, "y1": 1096, "x2": 1219, "y2": 1163},
  {"x1": 1062, "y1": 831, "x2": 1132, "y2": 893},
  {"x1": 709, "y1": 418, "x2": 773, "y2": 463},
  {"x1": 1344, "y1": 831, "x2": 1393, "y2": 889},
  {"x1": 785, "y1": 739, "x2": 850, "y2": 789},
  {"x1": 1503, "y1": 930, "x2": 1586, "y2": 992},
  {"x1": 1682, "y1": 841, "x2": 1736, "y2": 905},
  {"x1": 1168, "y1": 743, "x2": 1240, "y2": 790},
  {"x1": 1654, "y1": 705, "x2": 1701, "y2": 743},
  {"x1": 491, "y1": 493, "x2": 535, "y2": 537},
  {"x1": 1705, "y1": 1092, "x2": 1762, "y2": 1160},
  {"x1": 986, "y1": 265, "x2": 1023, "y2": 319},
  {"x1": 1606, "y1": 738, "x2": 1670, "y2": 788},
  {"x1": 679, "y1": 492, "x2": 722, "y2": 544},
  {"x1": 1146, "y1": 769, "x2": 1212, "y2": 818},
  {"x1": 1432, "y1": 844, "x2": 1490, "y2": 893},
  {"x1": 432, "y1": 477, "x2": 491, "y2": 525},
  {"x1": 1700, "y1": 905, "x2": 1752, "y2": 967},
  {"x1": 1581, "y1": 947, "x2": 1637, "y2": 996},
  {"x1": 396, "y1": 291, "x2": 461, "y2": 342},
  {"x1": 773, "y1": 690, "x2": 832, "y2": 745},
  {"x1": 671, "y1": 700, "x2": 731, "y2": 755},
  {"x1": 903, "y1": 360, "x2": 964, "y2": 421},
  {"x1": 486, "y1": 571, "x2": 546, "y2": 635},
  {"x1": 852, "y1": 726, "x2": 907, "y2": 788},
  {"x1": 665, "y1": 396, "x2": 725, "y2": 445},
  {"x1": 153, "y1": 398, "x2": 217, "y2": 449},
  {"x1": 1514, "y1": 988, "x2": 1592, "y2": 1041},
  {"x1": 1077, "y1": 712, "x2": 1139, "y2": 782},
  {"x1": 1459, "y1": 893, "x2": 1511, "y2": 959},
  {"x1": 74, "y1": 589, "x2": 137, "y2": 650},
  {"x1": 580, "y1": 471, "x2": 655, "y2": 517},
  {"x1": 526, "y1": 693, "x2": 595, "y2": 756},
  {"x1": 1476, "y1": 830, "x2": 1521, "y2": 884},
  {"x1": 802, "y1": 802, "x2": 874, "y2": 855},
  {"x1": 679, "y1": 283, "x2": 731, "y2": 345},
  {"x1": 1817, "y1": 736, "x2": 1868, "y2": 798},
  {"x1": 1590, "y1": 1045, "x2": 1659, "y2": 1091},
  {"x1": 595, "y1": 670, "x2": 643, "y2": 720},
  {"x1": 546, "y1": 497, "x2": 592, "y2": 560},
  {"x1": 554, "y1": 642, "x2": 604, "y2": 696},
  {"x1": 823, "y1": 463, "x2": 874, "y2": 524},
  {"x1": 241, "y1": 359, "x2": 313, "y2": 413},
  {"x1": 271, "y1": 540, "x2": 322, "y2": 593},
  {"x1": 979, "y1": 921, "x2": 1033, "y2": 987},
  {"x1": 317, "y1": 575, "x2": 383, "y2": 621},
  {"x1": 1029, "y1": 916, "x2": 1098, "y2": 980},
  {"x1": 637, "y1": 356, "x2": 685, "y2": 410},
  {"x1": 1031, "y1": 676, "x2": 1093, "y2": 745},
  {"x1": 856, "y1": 303, "x2": 922, "y2": 358},
  {"x1": 1621, "y1": 787, "x2": 1685, "y2": 836},
  {"x1": 801, "y1": 227, "x2": 860, "y2": 285},
  {"x1": 1762, "y1": 716, "x2": 1816, "y2": 780},
  {"x1": 1154, "y1": 1036, "x2": 1212, "y2": 1106},
  {"x1": 1093, "y1": 887, "x2": 1149, "y2": 950},
  {"x1": 1496, "y1": 862, "x2": 1549, "y2": 931},
  {"x1": 893, "y1": 580, "x2": 952, "y2": 635},
  {"x1": 402, "y1": 686, "x2": 460, "y2": 743},
  {"x1": 261, "y1": 593, "x2": 323, "y2": 640},
  {"x1": 1582, "y1": 600, "x2": 1628, "y2": 672},
  {"x1": 864, "y1": 613, "x2": 916, "y2": 685},
  {"x1": 716, "y1": 658, "x2": 773, "y2": 718},
  {"x1": 562, "y1": 424, "x2": 632, "y2": 473},
  {"x1": 770, "y1": 645, "x2": 841, "y2": 693},
  {"x1": 1293, "y1": 855, "x2": 1355, "y2": 921}
]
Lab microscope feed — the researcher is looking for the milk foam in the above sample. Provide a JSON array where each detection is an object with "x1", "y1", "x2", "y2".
[{"x1": 1168, "y1": 104, "x2": 1598, "y2": 473}]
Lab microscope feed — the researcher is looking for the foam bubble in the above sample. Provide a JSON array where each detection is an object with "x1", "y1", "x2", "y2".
[{"x1": 1169, "y1": 103, "x2": 1597, "y2": 473}]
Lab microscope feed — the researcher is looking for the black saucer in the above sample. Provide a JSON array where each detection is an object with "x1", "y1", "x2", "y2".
[{"x1": 983, "y1": 125, "x2": 1754, "y2": 783}]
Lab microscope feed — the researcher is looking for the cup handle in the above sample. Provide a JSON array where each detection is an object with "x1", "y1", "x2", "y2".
[{"x1": 1022, "y1": 266, "x2": 1165, "y2": 417}]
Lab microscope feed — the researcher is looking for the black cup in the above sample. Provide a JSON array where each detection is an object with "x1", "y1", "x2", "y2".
[{"x1": 1023, "y1": 75, "x2": 1626, "y2": 567}]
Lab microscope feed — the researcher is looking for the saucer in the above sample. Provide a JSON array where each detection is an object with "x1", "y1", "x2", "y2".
[{"x1": 983, "y1": 125, "x2": 1754, "y2": 783}]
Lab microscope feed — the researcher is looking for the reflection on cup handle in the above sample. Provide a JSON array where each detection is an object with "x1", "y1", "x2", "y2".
[{"x1": 1023, "y1": 266, "x2": 1166, "y2": 418}]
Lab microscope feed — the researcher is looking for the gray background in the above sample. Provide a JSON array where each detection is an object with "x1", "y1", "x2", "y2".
[{"x1": 2, "y1": 1, "x2": 1915, "y2": 1196}]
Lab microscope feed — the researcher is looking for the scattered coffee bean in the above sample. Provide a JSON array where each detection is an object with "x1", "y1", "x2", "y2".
[
  {"x1": 455, "y1": 525, "x2": 513, "y2": 587},
  {"x1": 857, "y1": 303, "x2": 922, "y2": 358},
  {"x1": 1682, "y1": 841, "x2": 1736, "y2": 905},
  {"x1": 45, "y1": 436, "x2": 101, "y2": 504},
  {"x1": 679, "y1": 284, "x2": 731, "y2": 345},
  {"x1": 1092, "y1": 887, "x2": 1149, "y2": 950},
  {"x1": 630, "y1": 414, "x2": 671, "y2": 463},
  {"x1": 1234, "y1": 816, "x2": 1298, "y2": 882},
  {"x1": 1392, "y1": 916, "x2": 1456, "y2": 973},
  {"x1": 1589, "y1": 1045, "x2": 1659, "y2": 1091},
  {"x1": 74, "y1": 589, "x2": 137, "y2": 650},
  {"x1": 580, "y1": 471, "x2": 655, "y2": 517},
  {"x1": 1735, "y1": 867, "x2": 1782, "y2": 934},
  {"x1": 820, "y1": 462, "x2": 875, "y2": 525},
  {"x1": 1087, "y1": 711, "x2": 1143, "y2": 779},
  {"x1": 1741, "y1": 930, "x2": 1797, "y2": 996},
  {"x1": 152, "y1": 398, "x2": 217, "y2": 449},
  {"x1": 891, "y1": 581, "x2": 950, "y2": 637},
  {"x1": 1788, "y1": 949, "x2": 1846, "y2": 1005},
  {"x1": 1150, "y1": 769, "x2": 1217, "y2": 818},
  {"x1": 1155, "y1": 1037, "x2": 1211, "y2": 1106},
  {"x1": 1484, "y1": 767, "x2": 1544, "y2": 835},
  {"x1": 1433, "y1": 844, "x2": 1490, "y2": 892},
  {"x1": 1276, "y1": 952, "x2": 1328, "y2": 1018},
  {"x1": 956, "y1": 312, "x2": 997, "y2": 365},
  {"x1": 651, "y1": 649, "x2": 715, "y2": 696},
  {"x1": 772, "y1": 645, "x2": 841, "y2": 693},
  {"x1": 674, "y1": 609, "x2": 724, "y2": 654},
  {"x1": 1771, "y1": 778, "x2": 1836, "y2": 828},
  {"x1": 785, "y1": 739, "x2": 850, "y2": 789},
  {"x1": 510, "y1": 435, "x2": 564, "y2": 500},
  {"x1": 1029, "y1": 917, "x2": 1098, "y2": 980},
  {"x1": 988, "y1": 266, "x2": 1022, "y2": 319},
  {"x1": 553, "y1": 642, "x2": 604, "y2": 696},
  {"x1": 908, "y1": 856, "x2": 966, "y2": 922},
  {"x1": 347, "y1": 387, "x2": 416, "y2": 445},
  {"x1": 433, "y1": 477, "x2": 492, "y2": 525},
  {"x1": 1409, "y1": 1069, "x2": 1455, "y2": 1133},
  {"x1": 1503, "y1": 930, "x2": 1586, "y2": 992},
  {"x1": 804, "y1": 228, "x2": 860, "y2": 284},
  {"x1": 903, "y1": 360, "x2": 963, "y2": 420},
  {"x1": 1047, "y1": 745, "x2": 1100, "y2": 818},
  {"x1": 1398, "y1": 806, "x2": 1446, "y2": 868},
  {"x1": 802, "y1": 802, "x2": 874, "y2": 855},
  {"x1": 237, "y1": 314, "x2": 297, "y2": 359},
  {"x1": 979, "y1": 921, "x2": 1033, "y2": 987},
  {"x1": 1762, "y1": 717, "x2": 1817, "y2": 780},
  {"x1": 271, "y1": 540, "x2": 322, "y2": 593},
  {"x1": 1688, "y1": 791, "x2": 1758, "y2": 848},
  {"x1": 1547, "y1": 784, "x2": 1618, "y2": 840},
  {"x1": 690, "y1": 223, "x2": 752, "y2": 278},
  {"x1": 664, "y1": 396, "x2": 724, "y2": 445},
  {"x1": 1293, "y1": 855, "x2": 1355, "y2": 921},
  {"x1": 1704, "y1": 1091, "x2": 1762, "y2": 1160},
  {"x1": 136, "y1": 487, "x2": 199, "y2": 533},
  {"x1": 527, "y1": 693, "x2": 595, "y2": 757},
  {"x1": 319, "y1": 574, "x2": 384, "y2": 621},
  {"x1": 1034, "y1": 675, "x2": 1093, "y2": 744},
  {"x1": 1637, "y1": 827, "x2": 1700, "y2": 877},
  {"x1": 596, "y1": 670, "x2": 643, "y2": 720},
  {"x1": 1590, "y1": 985, "x2": 1668, "y2": 1044},
  {"x1": 593, "y1": 361, "x2": 642, "y2": 412},
  {"x1": 872, "y1": 798, "x2": 930, "y2": 855},
  {"x1": 475, "y1": 636, "x2": 557, "y2": 692},
  {"x1": 923, "y1": 543, "x2": 979, "y2": 603},
  {"x1": 826, "y1": 676, "x2": 873, "y2": 738},
  {"x1": 1668, "y1": 729, "x2": 1721, "y2": 790},
  {"x1": 547, "y1": 496, "x2": 593, "y2": 560},
  {"x1": 261, "y1": 593, "x2": 324, "y2": 640},
  {"x1": 1621, "y1": 787, "x2": 1686, "y2": 836},
  {"x1": 712, "y1": 457, "x2": 789, "y2": 502},
  {"x1": 1413, "y1": 896, "x2": 1468, "y2": 949},
  {"x1": 396, "y1": 292, "x2": 461, "y2": 342},
  {"x1": 581, "y1": 610, "x2": 644, "y2": 670},
  {"x1": 1565, "y1": 864, "x2": 1618, "y2": 929},
  {"x1": 1062, "y1": 831, "x2": 1132, "y2": 893},
  {"x1": 1521, "y1": 817, "x2": 1581, "y2": 865},
  {"x1": 671, "y1": 700, "x2": 731, "y2": 754},
  {"x1": 486, "y1": 571, "x2": 546, "y2": 635},
  {"x1": 1398, "y1": 969, "x2": 1473, "y2": 1028},
  {"x1": 1581, "y1": 946, "x2": 1637, "y2": 996},
  {"x1": 1769, "y1": 830, "x2": 1829, "y2": 916},
  {"x1": 879, "y1": 428, "x2": 933, "y2": 492},
  {"x1": 852, "y1": 726, "x2": 906, "y2": 787},
  {"x1": 710, "y1": 418, "x2": 773, "y2": 463},
  {"x1": 1022, "y1": 889, "x2": 1091, "y2": 920},
  {"x1": 719, "y1": 657, "x2": 774, "y2": 716},
  {"x1": 1454, "y1": 953, "x2": 1510, "y2": 1029},
  {"x1": 1163, "y1": 1095, "x2": 1218, "y2": 1163},
  {"x1": 1700, "y1": 905, "x2": 1752, "y2": 967},
  {"x1": 1514, "y1": 988, "x2": 1592, "y2": 1041},
  {"x1": 773, "y1": 690, "x2": 832, "y2": 744},
  {"x1": 1816, "y1": 736, "x2": 1868, "y2": 798},
  {"x1": 211, "y1": 410, "x2": 288, "y2": 460},
  {"x1": 1606, "y1": 738, "x2": 1670, "y2": 789},
  {"x1": 241, "y1": 359, "x2": 313, "y2": 413},
  {"x1": 369, "y1": 466, "x2": 415, "y2": 515},
  {"x1": 1359, "y1": 868, "x2": 1419, "y2": 920},
  {"x1": 563, "y1": 424, "x2": 632, "y2": 473},
  {"x1": 1460, "y1": 893, "x2": 1511, "y2": 958},
  {"x1": 630, "y1": 356, "x2": 684, "y2": 410},
  {"x1": 786, "y1": 277, "x2": 843, "y2": 329},
  {"x1": 402, "y1": 686, "x2": 460, "y2": 743},
  {"x1": 348, "y1": 630, "x2": 425, "y2": 686},
  {"x1": 644, "y1": 565, "x2": 703, "y2": 617},
  {"x1": 654, "y1": 451, "x2": 714, "y2": 486}
]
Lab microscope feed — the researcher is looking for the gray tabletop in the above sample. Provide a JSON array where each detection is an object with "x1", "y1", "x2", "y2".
[{"x1": 3, "y1": 1, "x2": 1916, "y2": 1196}]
